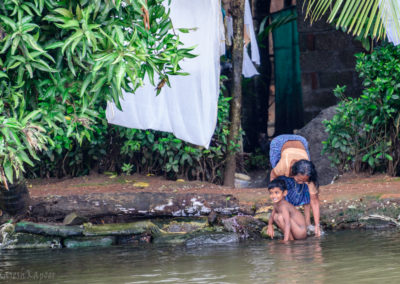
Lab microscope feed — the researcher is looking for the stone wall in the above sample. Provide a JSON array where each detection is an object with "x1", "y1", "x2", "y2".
[{"x1": 296, "y1": 6, "x2": 364, "y2": 123}]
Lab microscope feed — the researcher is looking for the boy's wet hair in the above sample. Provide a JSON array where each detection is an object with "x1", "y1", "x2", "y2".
[
  {"x1": 291, "y1": 159, "x2": 319, "y2": 188},
  {"x1": 268, "y1": 178, "x2": 287, "y2": 192}
]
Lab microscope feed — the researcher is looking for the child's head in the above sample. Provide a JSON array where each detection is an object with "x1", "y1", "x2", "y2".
[{"x1": 268, "y1": 178, "x2": 287, "y2": 203}]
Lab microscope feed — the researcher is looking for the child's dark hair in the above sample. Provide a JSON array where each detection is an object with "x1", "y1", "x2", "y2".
[
  {"x1": 268, "y1": 178, "x2": 287, "y2": 192},
  {"x1": 291, "y1": 159, "x2": 319, "y2": 188}
]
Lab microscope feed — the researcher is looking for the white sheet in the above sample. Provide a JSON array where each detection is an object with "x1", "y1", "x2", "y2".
[{"x1": 106, "y1": 0, "x2": 223, "y2": 148}]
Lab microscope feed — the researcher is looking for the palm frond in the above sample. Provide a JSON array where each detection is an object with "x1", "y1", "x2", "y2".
[{"x1": 302, "y1": 0, "x2": 400, "y2": 42}]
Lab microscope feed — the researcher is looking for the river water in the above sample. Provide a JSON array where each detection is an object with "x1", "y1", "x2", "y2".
[{"x1": 1, "y1": 230, "x2": 400, "y2": 283}]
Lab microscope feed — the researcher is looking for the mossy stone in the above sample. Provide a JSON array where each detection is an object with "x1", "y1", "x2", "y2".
[
  {"x1": 64, "y1": 236, "x2": 116, "y2": 248},
  {"x1": 83, "y1": 221, "x2": 160, "y2": 236},
  {"x1": 63, "y1": 212, "x2": 88, "y2": 226},
  {"x1": 255, "y1": 212, "x2": 270, "y2": 224},
  {"x1": 15, "y1": 221, "x2": 83, "y2": 237},
  {"x1": 3, "y1": 233, "x2": 61, "y2": 249},
  {"x1": 161, "y1": 218, "x2": 209, "y2": 233},
  {"x1": 153, "y1": 232, "x2": 190, "y2": 245}
]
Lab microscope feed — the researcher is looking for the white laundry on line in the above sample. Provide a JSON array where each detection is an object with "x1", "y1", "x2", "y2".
[
  {"x1": 106, "y1": 0, "x2": 224, "y2": 148},
  {"x1": 225, "y1": 0, "x2": 260, "y2": 77}
]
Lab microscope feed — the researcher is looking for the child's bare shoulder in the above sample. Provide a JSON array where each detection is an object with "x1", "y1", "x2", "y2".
[
  {"x1": 281, "y1": 200, "x2": 298, "y2": 212},
  {"x1": 278, "y1": 200, "x2": 292, "y2": 211}
]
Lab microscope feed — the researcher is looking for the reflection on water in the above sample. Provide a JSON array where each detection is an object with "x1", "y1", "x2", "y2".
[{"x1": 1, "y1": 230, "x2": 400, "y2": 283}]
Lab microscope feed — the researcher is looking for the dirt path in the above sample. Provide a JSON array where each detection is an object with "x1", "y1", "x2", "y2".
[{"x1": 28, "y1": 172, "x2": 400, "y2": 206}]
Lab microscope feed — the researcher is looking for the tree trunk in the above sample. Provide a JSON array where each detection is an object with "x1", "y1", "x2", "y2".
[{"x1": 224, "y1": 0, "x2": 245, "y2": 187}]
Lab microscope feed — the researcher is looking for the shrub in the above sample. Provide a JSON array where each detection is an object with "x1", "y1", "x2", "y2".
[
  {"x1": 29, "y1": 77, "x2": 232, "y2": 184},
  {"x1": 0, "y1": 0, "x2": 192, "y2": 188},
  {"x1": 323, "y1": 44, "x2": 400, "y2": 175}
]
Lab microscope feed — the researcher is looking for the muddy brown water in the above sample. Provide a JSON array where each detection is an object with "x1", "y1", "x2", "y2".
[{"x1": 1, "y1": 230, "x2": 400, "y2": 283}]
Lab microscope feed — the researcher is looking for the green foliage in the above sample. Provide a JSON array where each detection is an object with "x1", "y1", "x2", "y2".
[
  {"x1": 323, "y1": 44, "x2": 400, "y2": 175},
  {"x1": 118, "y1": 95, "x2": 231, "y2": 183},
  {"x1": 121, "y1": 163, "x2": 134, "y2": 175},
  {"x1": 27, "y1": 76, "x2": 232, "y2": 184},
  {"x1": 0, "y1": 91, "x2": 50, "y2": 188},
  {"x1": 0, "y1": 0, "x2": 193, "y2": 187},
  {"x1": 303, "y1": 0, "x2": 396, "y2": 40},
  {"x1": 258, "y1": 13, "x2": 297, "y2": 43},
  {"x1": 245, "y1": 148, "x2": 269, "y2": 171}
]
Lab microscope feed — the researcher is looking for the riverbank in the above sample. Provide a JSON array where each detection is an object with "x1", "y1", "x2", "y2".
[
  {"x1": 26, "y1": 172, "x2": 400, "y2": 225},
  {"x1": 1, "y1": 173, "x2": 400, "y2": 249}
]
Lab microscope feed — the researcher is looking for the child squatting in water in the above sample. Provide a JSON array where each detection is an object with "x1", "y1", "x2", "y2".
[{"x1": 267, "y1": 178, "x2": 307, "y2": 241}]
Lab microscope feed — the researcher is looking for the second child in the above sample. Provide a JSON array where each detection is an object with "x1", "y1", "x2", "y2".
[{"x1": 267, "y1": 178, "x2": 307, "y2": 241}]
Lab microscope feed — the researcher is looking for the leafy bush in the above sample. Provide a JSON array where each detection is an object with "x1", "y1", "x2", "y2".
[
  {"x1": 244, "y1": 148, "x2": 269, "y2": 171},
  {"x1": 323, "y1": 44, "x2": 400, "y2": 175},
  {"x1": 29, "y1": 77, "x2": 232, "y2": 184},
  {"x1": 116, "y1": 92, "x2": 232, "y2": 183},
  {"x1": 0, "y1": 0, "x2": 192, "y2": 188}
]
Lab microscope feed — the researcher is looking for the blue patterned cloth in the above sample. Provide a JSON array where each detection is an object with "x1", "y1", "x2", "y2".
[
  {"x1": 279, "y1": 176, "x2": 310, "y2": 206},
  {"x1": 269, "y1": 134, "x2": 310, "y2": 168}
]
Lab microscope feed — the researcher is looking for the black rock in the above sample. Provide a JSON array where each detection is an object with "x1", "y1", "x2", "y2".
[
  {"x1": 63, "y1": 212, "x2": 88, "y2": 226},
  {"x1": 297, "y1": 106, "x2": 338, "y2": 185},
  {"x1": 208, "y1": 211, "x2": 218, "y2": 225}
]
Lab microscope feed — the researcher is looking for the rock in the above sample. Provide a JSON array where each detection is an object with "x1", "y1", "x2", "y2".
[
  {"x1": 254, "y1": 212, "x2": 270, "y2": 224},
  {"x1": 185, "y1": 232, "x2": 239, "y2": 246},
  {"x1": 117, "y1": 234, "x2": 152, "y2": 245},
  {"x1": 153, "y1": 230, "x2": 238, "y2": 246},
  {"x1": 234, "y1": 171, "x2": 252, "y2": 189},
  {"x1": 235, "y1": 179, "x2": 251, "y2": 188},
  {"x1": 256, "y1": 205, "x2": 273, "y2": 214},
  {"x1": 15, "y1": 221, "x2": 83, "y2": 237},
  {"x1": 222, "y1": 215, "x2": 265, "y2": 240},
  {"x1": 29, "y1": 192, "x2": 240, "y2": 221},
  {"x1": 83, "y1": 221, "x2": 161, "y2": 236},
  {"x1": 235, "y1": 173, "x2": 251, "y2": 181},
  {"x1": 0, "y1": 183, "x2": 31, "y2": 215},
  {"x1": 63, "y1": 212, "x2": 88, "y2": 226},
  {"x1": 260, "y1": 226, "x2": 282, "y2": 239},
  {"x1": 63, "y1": 236, "x2": 116, "y2": 248},
  {"x1": 0, "y1": 223, "x2": 15, "y2": 235},
  {"x1": 359, "y1": 214, "x2": 400, "y2": 229},
  {"x1": 208, "y1": 211, "x2": 218, "y2": 225},
  {"x1": 160, "y1": 218, "x2": 209, "y2": 233},
  {"x1": 0, "y1": 211, "x2": 12, "y2": 225},
  {"x1": 0, "y1": 223, "x2": 15, "y2": 248},
  {"x1": 3, "y1": 233, "x2": 61, "y2": 249},
  {"x1": 297, "y1": 105, "x2": 338, "y2": 185},
  {"x1": 153, "y1": 232, "x2": 191, "y2": 245}
]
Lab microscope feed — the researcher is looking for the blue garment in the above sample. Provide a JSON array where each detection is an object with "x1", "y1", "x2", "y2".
[
  {"x1": 269, "y1": 134, "x2": 310, "y2": 168},
  {"x1": 279, "y1": 176, "x2": 310, "y2": 206}
]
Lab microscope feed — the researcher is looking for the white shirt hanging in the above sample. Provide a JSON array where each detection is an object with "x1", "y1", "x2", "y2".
[{"x1": 106, "y1": 0, "x2": 224, "y2": 148}]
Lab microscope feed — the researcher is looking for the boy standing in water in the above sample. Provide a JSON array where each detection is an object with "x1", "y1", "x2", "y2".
[{"x1": 266, "y1": 178, "x2": 307, "y2": 241}]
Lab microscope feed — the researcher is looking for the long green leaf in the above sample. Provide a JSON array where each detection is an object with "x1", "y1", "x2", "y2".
[
  {"x1": 304, "y1": 0, "x2": 398, "y2": 40},
  {"x1": 0, "y1": 15, "x2": 17, "y2": 31}
]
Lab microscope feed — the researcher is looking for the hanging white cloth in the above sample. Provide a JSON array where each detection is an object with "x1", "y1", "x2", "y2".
[
  {"x1": 106, "y1": 0, "x2": 224, "y2": 148},
  {"x1": 242, "y1": 45, "x2": 259, "y2": 77},
  {"x1": 225, "y1": 0, "x2": 260, "y2": 77},
  {"x1": 244, "y1": 0, "x2": 260, "y2": 65},
  {"x1": 379, "y1": 0, "x2": 400, "y2": 45}
]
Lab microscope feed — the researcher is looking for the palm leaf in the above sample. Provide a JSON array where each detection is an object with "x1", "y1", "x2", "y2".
[{"x1": 302, "y1": 0, "x2": 400, "y2": 41}]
